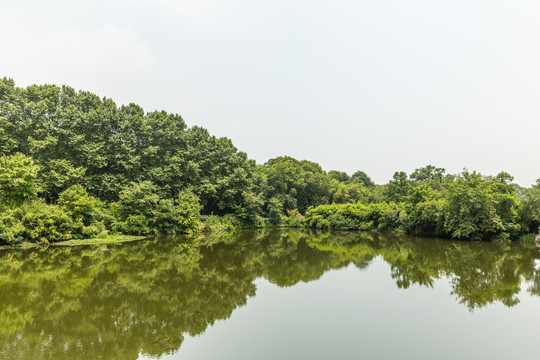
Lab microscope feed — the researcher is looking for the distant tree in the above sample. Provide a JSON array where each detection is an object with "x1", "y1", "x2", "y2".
[
  {"x1": 350, "y1": 171, "x2": 375, "y2": 187},
  {"x1": 410, "y1": 165, "x2": 446, "y2": 183},
  {"x1": 264, "y1": 156, "x2": 331, "y2": 213},
  {"x1": 385, "y1": 171, "x2": 413, "y2": 202},
  {"x1": 520, "y1": 179, "x2": 540, "y2": 233},
  {"x1": 328, "y1": 170, "x2": 350, "y2": 183},
  {"x1": 443, "y1": 171, "x2": 520, "y2": 241}
]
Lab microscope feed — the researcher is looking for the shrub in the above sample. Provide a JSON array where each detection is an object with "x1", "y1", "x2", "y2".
[
  {"x1": 0, "y1": 153, "x2": 40, "y2": 205},
  {"x1": 285, "y1": 209, "x2": 304, "y2": 227},
  {"x1": 58, "y1": 184, "x2": 108, "y2": 225},
  {"x1": 113, "y1": 183, "x2": 202, "y2": 235},
  {"x1": 0, "y1": 201, "x2": 75, "y2": 244},
  {"x1": 267, "y1": 197, "x2": 284, "y2": 225}
]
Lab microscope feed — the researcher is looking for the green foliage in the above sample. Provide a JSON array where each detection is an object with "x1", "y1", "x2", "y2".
[
  {"x1": 0, "y1": 79, "x2": 259, "y2": 213},
  {"x1": 384, "y1": 171, "x2": 413, "y2": 202},
  {"x1": 171, "y1": 189, "x2": 203, "y2": 234},
  {"x1": 520, "y1": 179, "x2": 540, "y2": 233},
  {"x1": 443, "y1": 171, "x2": 520, "y2": 240},
  {"x1": 285, "y1": 209, "x2": 304, "y2": 227},
  {"x1": 234, "y1": 191, "x2": 264, "y2": 226},
  {"x1": 58, "y1": 184, "x2": 107, "y2": 226},
  {"x1": 264, "y1": 156, "x2": 331, "y2": 213},
  {"x1": 0, "y1": 200, "x2": 74, "y2": 244},
  {"x1": 0, "y1": 153, "x2": 40, "y2": 205},
  {"x1": 267, "y1": 197, "x2": 284, "y2": 225},
  {"x1": 113, "y1": 182, "x2": 202, "y2": 235},
  {"x1": 410, "y1": 165, "x2": 446, "y2": 183},
  {"x1": 263, "y1": 157, "x2": 373, "y2": 217},
  {"x1": 0, "y1": 79, "x2": 538, "y2": 242},
  {"x1": 328, "y1": 170, "x2": 350, "y2": 183},
  {"x1": 350, "y1": 170, "x2": 375, "y2": 188},
  {"x1": 305, "y1": 170, "x2": 526, "y2": 241}
]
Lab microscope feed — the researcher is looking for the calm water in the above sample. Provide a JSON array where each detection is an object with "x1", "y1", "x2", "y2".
[{"x1": 1, "y1": 229, "x2": 540, "y2": 360}]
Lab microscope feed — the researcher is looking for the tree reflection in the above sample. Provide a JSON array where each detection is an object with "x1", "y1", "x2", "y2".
[{"x1": 0, "y1": 229, "x2": 539, "y2": 359}]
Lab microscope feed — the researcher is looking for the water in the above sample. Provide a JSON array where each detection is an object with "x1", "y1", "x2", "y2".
[{"x1": 1, "y1": 229, "x2": 539, "y2": 359}]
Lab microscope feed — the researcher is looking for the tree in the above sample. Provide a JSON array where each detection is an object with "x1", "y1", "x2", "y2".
[
  {"x1": 267, "y1": 197, "x2": 284, "y2": 225},
  {"x1": 350, "y1": 171, "x2": 375, "y2": 187},
  {"x1": 0, "y1": 153, "x2": 40, "y2": 205},
  {"x1": 443, "y1": 171, "x2": 520, "y2": 241},
  {"x1": 520, "y1": 179, "x2": 540, "y2": 233},
  {"x1": 385, "y1": 171, "x2": 413, "y2": 203},
  {"x1": 410, "y1": 165, "x2": 446, "y2": 183},
  {"x1": 328, "y1": 170, "x2": 350, "y2": 183},
  {"x1": 58, "y1": 184, "x2": 102, "y2": 225}
]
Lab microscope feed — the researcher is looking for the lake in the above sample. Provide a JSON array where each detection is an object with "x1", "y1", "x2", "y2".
[{"x1": 1, "y1": 229, "x2": 539, "y2": 359}]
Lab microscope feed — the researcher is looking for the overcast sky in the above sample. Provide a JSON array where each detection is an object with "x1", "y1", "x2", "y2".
[{"x1": 1, "y1": 0, "x2": 539, "y2": 185}]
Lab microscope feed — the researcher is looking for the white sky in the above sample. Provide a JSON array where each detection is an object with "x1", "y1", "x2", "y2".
[{"x1": 1, "y1": 0, "x2": 539, "y2": 186}]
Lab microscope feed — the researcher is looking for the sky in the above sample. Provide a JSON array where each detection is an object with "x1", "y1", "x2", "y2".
[{"x1": 1, "y1": 0, "x2": 539, "y2": 186}]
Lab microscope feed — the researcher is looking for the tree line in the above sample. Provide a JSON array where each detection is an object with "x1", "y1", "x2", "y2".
[{"x1": 0, "y1": 78, "x2": 539, "y2": 244}]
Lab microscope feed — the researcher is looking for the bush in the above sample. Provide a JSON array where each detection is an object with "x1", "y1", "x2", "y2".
[
  {"x1": 267, "y1": 197, "x2": 284, "y2": 225},
  {"x1": 0, "y1": 201, "x2": 75, "y2": 244},
  {"x1": 0, "y1": 153, "x2": 40, "y2": 205},
  {"x1": 118, "y1": 214, "x2": 151, "y2": 236},
  {"x1": 113, "y1": 183, "x2": 202, "y2": 235},
  {"x1": 285, "y1": 209, "x2": 304, "y2": 227},
  {"x1": 58, "y1": 184, "x2": 109, "y2": 225}
]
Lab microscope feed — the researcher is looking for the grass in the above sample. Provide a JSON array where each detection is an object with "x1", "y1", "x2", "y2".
[
  {"x1": 52, "y1": 235, "x2": 148, "y2": 246},
  {"x1": 0, "y1": 235, "x2": 148, "y2": 249}
]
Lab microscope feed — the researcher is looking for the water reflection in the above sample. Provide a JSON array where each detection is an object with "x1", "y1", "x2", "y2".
[{"x1": 0, "y1": 229, "x2": 539, "y2": 359}]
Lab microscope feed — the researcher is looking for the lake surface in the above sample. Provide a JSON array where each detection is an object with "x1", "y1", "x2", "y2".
[{"x1": 1, "y1": 229, "x2": 540, "y2": 359}]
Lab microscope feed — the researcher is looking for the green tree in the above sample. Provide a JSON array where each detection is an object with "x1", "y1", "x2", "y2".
[
  {"x1": 0, "y1": 153, "x2": 40, "y2": 205},
  {"x1": 350, "y1": 170, "x2": 375, "y2": 188},
  {"x1": 267, "y1": 197, "x2": 284, "y2": 225},
  {"x1": 520, "y1": 179, "x2": 540, "y2": 233},
  {"x1": 410, "y1": 165, "x2": 446, "y2": 183},
  {"x1": 443, "y1": 171, "x2": 519, "y2": 241},
  {"x1": 385, "y1": 171, "x2": 413, "y2": 203},
  {"x1": 58, "y1": 184, "x2": 105, "y2": 226}
]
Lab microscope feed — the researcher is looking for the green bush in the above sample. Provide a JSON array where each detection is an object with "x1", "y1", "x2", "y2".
[
  {"x1": 267, "y1": 197, "x2": 284, "y2": 225},
  {"x1": 0, "y1": 201, "x2": 75, "y2": 244},
  {"x1": 285, "y1": 209, "x2": 304, "y2": 227},
  {"x1": 118, "y1": 214, "x2": 151, "y2": 236},
  {"x1": 0, "y1": 153, "x2": 40, "y2": 205},
  {"x1": 113, "y1": 183, "x2": 202, "y2": 235},
  {"x1": 58, "y1": 185, "x2": 102, "y2": 224}
]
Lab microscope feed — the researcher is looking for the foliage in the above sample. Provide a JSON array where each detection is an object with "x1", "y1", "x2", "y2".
[
  {"x1": 0, "y1": 200, "x2": 74, "y2": 244},
  {"x1": 443, "y1": 171, "x2": 520, "y2": 240},
  {"x1": 0, "y1": 78, "x2": 259, "y2": 214},
  {"x1": 0, "y1": 79, "x2": 538, "y2": 242},
  {"x1": 285, "y1": 209, "x2": 304, "y2": 227},
  {"x1": 267, "y1": 197, "x2": 284, "y2": 225},
  {"x1": 113, "y1": 182, "x2": 202, "y2": 235},
  {"x1": 350, "y1": 170, "x2": 375, "y2": 188},
  {"x1": 305, "y1": 169, "x2": 527, "y2": 241},
  {"x1": 520, "y1": 179, "x2": 540, "y2": 233},
  {"x1": 0, "y1": 153, "x2": 40, "y2": 205},
  {"x1": 58, "y1": 184, "x2": 108, "y2": 226}
]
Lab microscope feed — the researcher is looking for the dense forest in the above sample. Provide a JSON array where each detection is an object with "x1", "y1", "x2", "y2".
[{"x1": 0, "y1": 78, "x2": 539, "y2": 245}]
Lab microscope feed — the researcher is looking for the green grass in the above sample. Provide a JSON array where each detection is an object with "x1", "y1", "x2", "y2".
[
  {"x1": 0, "y1": 235, "x2": 148, "y2": 249},
  {"x1": 52, "y1": 235, "x2": 148, "y2": 246}
]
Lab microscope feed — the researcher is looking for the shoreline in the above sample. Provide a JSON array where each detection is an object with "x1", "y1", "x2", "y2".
[{"x1": 0, "y1": 235, "x2": 148, "y2": 250}]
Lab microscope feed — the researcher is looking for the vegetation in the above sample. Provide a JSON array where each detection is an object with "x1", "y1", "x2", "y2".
[
  {"x1": 305, "y1": 169, "x2": 537, "y2": 242},
  {"x1": 0, "y1": 78, "x2": 539, "y2": 244}
]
